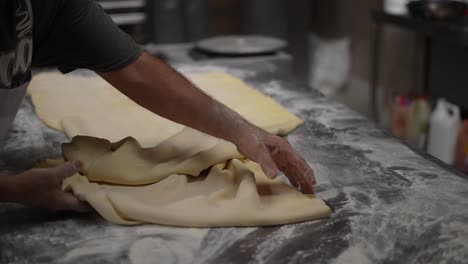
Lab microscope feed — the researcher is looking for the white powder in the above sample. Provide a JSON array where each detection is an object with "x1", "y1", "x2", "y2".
[
  {"x1": 252, "y1": 225, "x2": 296, "y2": 263},
  {"x1": 175, "y1": 64, "x2": 257, "y2": 80},
  {"x1": 128, "y1": 234, "x2": 201, "y2": 264},
  {"x1": 260, "y1": 81, "x2": 311, "y2": 114},
  {"x1": 59, "y1": 226, "x2": 208, "y2": 264},
  {"x1": 333, "y1": 243, "x2": 372, "y2": 264},
  {"x1": 195, "y1": 228, "x2": 255, "y2": 264},
  {"x1": 3, "y1": 99, "x2": 52, "y2": 153}
]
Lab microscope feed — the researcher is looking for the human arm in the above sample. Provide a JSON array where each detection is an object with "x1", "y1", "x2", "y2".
[
  {"x1": 0, "y1": 161, "x2": 90, "y2": 211},
  {"x1": 98, "y1": 52, "x2": 316, "y2": 193},
  {"x1": 30, "y1": 0, "x2": 316, "y2": 193}
]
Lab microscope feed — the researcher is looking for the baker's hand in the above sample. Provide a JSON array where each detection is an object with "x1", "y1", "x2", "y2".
[
  {"x1": 9, "y1": 161, "x2": 91, "y2": 212},
  {"x1": 236, "y1": 129, "x2": 316, "y2": 193}
]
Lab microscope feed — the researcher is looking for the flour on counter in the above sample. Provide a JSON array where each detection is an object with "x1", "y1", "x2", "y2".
[
  {"x1": 59, "y1": 226, "x2": 208, "y2": 264},
  {"x1": 334, "y1": 243, "x2": 372, "y2": 264},
  {"x1": 175, "y1": 64, "x2": 257, "y2": 79},
  {"x1": 252, "y1": 225, "x2": 296, "y2": 263},
  {"x1": 129, "y1": 234, "x2": 201, "y2": 264},
  {"x1": 3, "y1": 62, "x2": 468, "y2": 263},
  {"x1": 195, "y1": 228, "x2": 255, "y2": 264},
  {"x1": 0, "y1": 97, "x2": 66, "y2": 171}
]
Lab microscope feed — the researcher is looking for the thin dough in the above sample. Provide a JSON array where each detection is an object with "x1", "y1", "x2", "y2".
[
  {"x1": 63, "y1": 128, "x2": 242, "y2": 185},
  {"x1": 62, "y1": 131, "x2": 331, "y2": 227},
  {"x1": 28, "y1": 72, "x2": 303, "y2": 147},
  {"x1": 31, "y1": 72, "x2": 330, "y2": 226}
]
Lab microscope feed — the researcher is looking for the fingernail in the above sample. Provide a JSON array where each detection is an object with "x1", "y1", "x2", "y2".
[
  {"x1": 73, "y1": 160, "x2": 83, "y2": 170},
  {"x1": 268, "y1": 169, "x2": 279, "y2": 179}
]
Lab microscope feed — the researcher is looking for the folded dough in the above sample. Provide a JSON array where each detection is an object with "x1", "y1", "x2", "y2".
[
  {"x1": 62, "y1": 130, "x2": 331, "y2": 227},
  {"x1": 30, "y1": 72, "x2": 330, "y2": 226},
  {"x1": 62, "y1": 128, "x2": 242, "y2": 185},
  {"x1": 28, "y1": 72, "x2": 303, "y2": 147}
]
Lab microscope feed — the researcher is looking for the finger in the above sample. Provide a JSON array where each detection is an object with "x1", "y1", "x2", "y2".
[
  {"x1": 304, "y1": 166, "x2": 316, "y2": 186},
  {"x1": 287, "y1": 173, "x2": 300, "y2": 188},
  {"x1": 297, "y1": 163, "x2": 316, "y2": 194},
  {"x1": 270, "y1": 145, "x2": 316, "y2": 193},
  {"x1": 52, "y1": 160, "x2": 82, "y2": 180},
  {"x1": 300, "y1": 176, "x2": 315, "y2": 194},
  {"x1": 60, "y1": 192, "x2": 93, "y2": 212},
  {"x1": 257, "y1": 146, "x2": 280, "y2": 179}
]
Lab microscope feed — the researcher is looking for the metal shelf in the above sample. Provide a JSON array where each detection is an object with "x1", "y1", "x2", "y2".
[
  {"x1": 372, "y1": 10, "x2": 468, "y2": 46},
  {"x1": 98, "y1": 0, "x2": 145, "y2": 10},
  {"x1": 110, "y1": 13, "x2": 146, "y2": 25}
]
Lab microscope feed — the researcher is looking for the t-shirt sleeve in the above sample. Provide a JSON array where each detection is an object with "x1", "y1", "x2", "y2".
[{"x1": 32, "y1": 0, "x2": 143, "y2": 73}]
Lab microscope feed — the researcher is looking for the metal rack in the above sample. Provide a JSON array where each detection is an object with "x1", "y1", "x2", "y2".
[
  {"x1": 97, "y1": 0, "x2": 146, "y2": 26},
  {"x1": 370, "y1": 10, "x2": 468, "y2": 122},
  {"x1": 97, "y1": 0, "x2": 146, "y2": 42}
]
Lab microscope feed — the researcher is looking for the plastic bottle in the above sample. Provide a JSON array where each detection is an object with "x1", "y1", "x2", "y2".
[
  {"x1": 405, "y1": 97, "x2": 431, "y2": 149},
  {"x1": 427, "y1": 99, "x2": 461, "y2": 164},
  {"x1": 391, "y1": 96, "x2": 409, "y2": 139},
  {"x1": 455, "y1": 120, "x2": 468, "y2": 174}
]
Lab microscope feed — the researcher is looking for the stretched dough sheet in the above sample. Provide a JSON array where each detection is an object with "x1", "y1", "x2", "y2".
[
  {"x1": 31, "y1": 71, "x2": 330, "y2": 226},
  {"x1": 61, "y1": 130, "x2": 331, "y2": 227},
  {"x1": 28, "y1": 72, "x2": 303, "y2": 147}
]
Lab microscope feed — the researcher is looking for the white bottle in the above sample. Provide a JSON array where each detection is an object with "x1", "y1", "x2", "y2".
[{"x1": 427, "y1": 99, "x2": 461, "y2": 164}]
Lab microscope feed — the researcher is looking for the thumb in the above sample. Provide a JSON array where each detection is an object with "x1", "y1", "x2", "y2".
[
  {"x1": 257, "y1": 146, "x2": 280, "y2": 179},
  {"x1": 52, "y1": 160, "x2": 82, "y2": 180},
  {"x1": 60, "y1": 192, "x2": 93, "y2": 212}
]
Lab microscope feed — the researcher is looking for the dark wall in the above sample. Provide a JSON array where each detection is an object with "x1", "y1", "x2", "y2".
[{"x1": 429, "y1": 39, "x2": 468, "y2": 115}]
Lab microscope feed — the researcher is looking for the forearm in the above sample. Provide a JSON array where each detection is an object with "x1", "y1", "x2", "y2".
[
  {"x1": 98, "y1": 52, "x2": 260, "y2": 145},
  {"x1": 99, "y1": 52, "x2": 316, "y2": 190}
]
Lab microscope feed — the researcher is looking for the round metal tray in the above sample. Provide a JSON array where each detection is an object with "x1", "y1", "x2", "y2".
[{"x1": 195, "y1": 35, "x2": 287, "y2": 55}]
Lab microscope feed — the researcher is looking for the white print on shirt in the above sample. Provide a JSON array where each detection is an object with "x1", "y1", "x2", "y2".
[{"x1": 0, "y1": 0, "x2": 32, "y2": 89}]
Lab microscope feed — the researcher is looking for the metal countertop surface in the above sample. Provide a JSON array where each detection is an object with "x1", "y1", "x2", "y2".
[{"x1": 1, "y1": 53, "x2": 468, "y2": 263}]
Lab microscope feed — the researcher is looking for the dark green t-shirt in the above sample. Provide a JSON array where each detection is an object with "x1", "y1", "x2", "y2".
[
  {"x1": 0, "y1": 0, "x2": 143, "y2": 146},
  {"x1": 0, "y1": 0, "x2": 143, "y2": 86},
  {"x1": 31, "y1": 0, "x2": 144, "y2": 73}
]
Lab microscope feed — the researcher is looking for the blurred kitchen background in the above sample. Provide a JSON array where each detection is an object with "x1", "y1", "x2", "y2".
[{"x1": 97, "y1": 0, "x2": 468, "y2": 173}]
